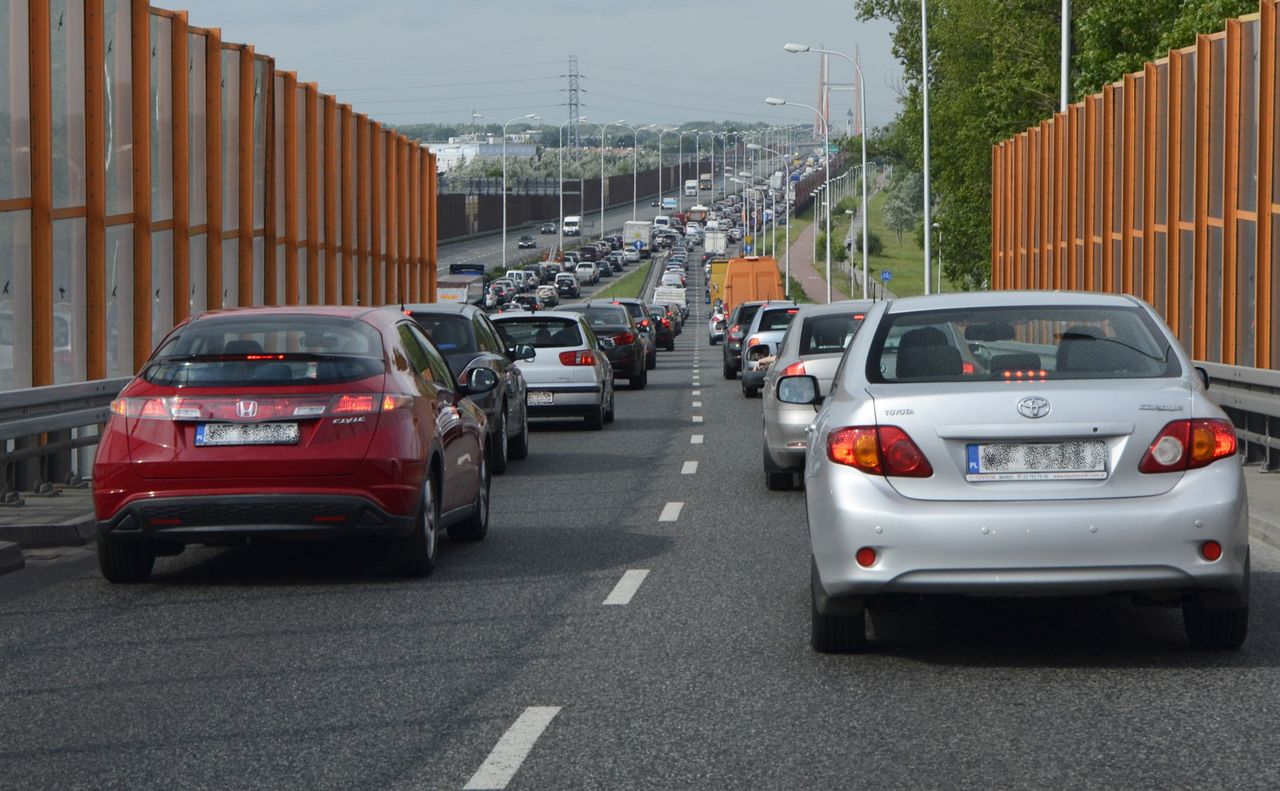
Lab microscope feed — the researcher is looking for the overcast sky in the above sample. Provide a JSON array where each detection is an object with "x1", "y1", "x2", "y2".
[{"x1": 175, "y1": 0, "x2": 903, "y2": 135}]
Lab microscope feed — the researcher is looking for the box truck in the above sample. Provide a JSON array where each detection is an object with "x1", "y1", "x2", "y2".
[{"x1": 623, "y1": 220, "x2": 652, "y2": 258}]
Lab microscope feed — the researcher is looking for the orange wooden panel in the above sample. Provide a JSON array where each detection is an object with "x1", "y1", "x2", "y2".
[
  {"x1": 1122, "y1": 74, "x2": 1136, "y2": 295},
  {"x1": 304, "y1": 83, "x2": 319, "y2": 304},
  {"x1": 340, "y1": 105, "x2": 355, "y2": 305},
  {"x1": 238, "y1": 46, "x2": 255, "y2": 306},
  {"x1": 1102, "y1": 85, "x2": 1115, "y2": 294},
  {"x1": 1143, "y1": 63, "x2": 1158, "y2": 306},
  {"x1": 1258, "y1": 0, "x2": 1277, "y2": 367},
  {"x1": 323, "y1": 95, "x2": 338, "y2": 305},
  {"x1": 84, "y1": 0, "x2": 107, "y2": 379},
  {"x1": 426, "y1": 152, "x2": 438, "y2": 300},
  {"x1": 282, "y1": 72, "x2": 298, "y2": 305},
  {"x1": 205, "y1": 29, "x2": 223, "y2": 310},
  {"x1": 370, "y1": 120, "x2": 383, "y2": 306},
  {"x1": 356, "y1": 114, "x2": 370, "y2": 306},
  {"x1": 170, "y1": 12, "x2": 190, "y2": 324},
  {"x1": 262, "y1": 58, "x2": 277, "y2": 305},
  {"x1": 1084, "y1": 98, "x2": 1097, "y2": 290},
  {"x1": 130, "y1": 0, "x2": 152, "y2": 368},
  {"x1": 991, "y1": 145, "x2": 1002, "y2": 287},
  {"x1": 1055, "y1": 113, "x2": 1067, "y2": 289},
  {"x1": 1193, "y1": 35, "x2": 1211, "y2": 360},
  {"x1": 1222, "y1": 20, "x2": 1242, "y2": 363},
  {"x1": 1167, "y1": 50, "x2": 1184, "y2": 334}
]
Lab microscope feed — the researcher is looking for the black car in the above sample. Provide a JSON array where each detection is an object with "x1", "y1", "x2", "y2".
[
  {"x1": 647, "y1": 308, "x2": 676, "y2": 351},
  {"x1": 611, "y1": 298, "x2": 659, "y2": 369},
  {"x1": 517, "y1": 235, "x2": 536, "y2": 249},
  {"x1": 539, "y1": 222, "x2": 557, "y2": 234},
  {"x1": 559, "y1": 302, "x2": 648, "y2": 389},
  {"x1": 405, "y1": 303, "x2": 533, "y2": 473},
  {"x1": 578, "y1": 245, "x2": 600, "y2": 262},
  {"x1": 721, "y1": 300, "x2": 766, "y2": 379},
  {"x1": 555, "y1": 273, "x2": 580, "y2": 299},
  {"x1": 596, "y1": 263, "x2": 614, "y2": 279}
]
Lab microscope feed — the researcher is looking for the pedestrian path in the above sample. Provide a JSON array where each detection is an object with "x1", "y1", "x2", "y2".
[
  {"x1": 785, "y1": 218, "x2": 850, "y2": 303},
  {"x1": 846, "y1": 189, "x2": 895, "y2": 300}
]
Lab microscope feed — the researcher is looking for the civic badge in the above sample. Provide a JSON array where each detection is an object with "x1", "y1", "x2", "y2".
[
  {"x1": 236, "y1": 400, "x2": 259, "y2": 419},
  {"x1": 1017, "y1": 396, "x2": 1050, "y2": 419}
]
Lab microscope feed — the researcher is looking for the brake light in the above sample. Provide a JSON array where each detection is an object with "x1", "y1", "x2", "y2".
[
  {"x1": 559, "y1": 350, "x2": 597, "y2": 366},
  {"x1": 728, "y1": 324, "x2": 743, "y2": 340},
  {"x1": 662, "y1": 318, "x2": 671, "y2": 328},
  {"x1": 826, "y1": 425, "x2": 933, "y2": 477},
  {"x1": 1000, "y1": 369, "x2": 1049, "y2": 379},
  {"x1": 613, "y1": 332, "x2": 636, "y2": 346},
  {"x1": 781, "y1": 361, "x2": 807, "y2": 376},
  {"x1": 332, "y1": 394, "x2": 377, "y2": 414},
  {"x1": 640, "y1": 319, "x2": 651, "y2": 328},
  {"x1": 1139, "y1": 419, "x2": 1236, "y2": 473}
]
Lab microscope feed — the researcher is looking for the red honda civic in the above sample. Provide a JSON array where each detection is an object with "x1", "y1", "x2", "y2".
[{"x1": 93, "y1": 305, "x2": 495, "y2": 582}]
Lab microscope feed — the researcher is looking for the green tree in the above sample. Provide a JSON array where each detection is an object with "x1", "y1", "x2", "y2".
[{"x1": 883, "y1": 194, "x2": 917, "y2": 245}]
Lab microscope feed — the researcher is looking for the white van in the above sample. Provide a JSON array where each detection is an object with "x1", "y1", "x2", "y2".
[
  {"x1": 505, "y1": 270, "x2": 530, "y2": 291},
  {"x1": 653, "y1": 215, "x2": 671, "y2": 230},
  {"x1": 562, "y1": 215, "x2": 581, "y2": 236},
  {"x1": 705, "y1": 219, "x2": 720, "y2": 232}
]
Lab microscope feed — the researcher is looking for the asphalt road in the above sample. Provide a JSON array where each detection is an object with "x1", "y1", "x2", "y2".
[{"x1": 3, "y1": 263, "x2": 1280, "y2": 789}]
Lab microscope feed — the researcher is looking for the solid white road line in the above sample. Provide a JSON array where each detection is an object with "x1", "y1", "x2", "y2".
[
  {"x1": 463, "y1": 706, "x2": 562, "y2": 790},
  {"x1": 691, "y1": 434, "x2": 704, "y2": 444},
  {"x1": 603, "y1": 569, "x2": 650, "y2": 605},
  {"x1": 681, "y1": 461, "x2": 698, "y2": 475},
  {"x1": 692, "y1": 415, "x2": 703, "y2": 423},
  {"x1": 659, "y1": 502, "x2": 684, "y2": 522}
]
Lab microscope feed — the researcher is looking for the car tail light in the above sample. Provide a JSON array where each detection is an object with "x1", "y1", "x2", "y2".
[
  {"x1": 661, "y1": 318, "x2": 671, "y2": 328},
  {"x1": 1139, "y1": 418, "x2": 1236, "y2": 473},
  {"x1": 559, "y1": 350, "x2": 597, "y2": 366},
  {"x1": 781, "y1": 361, "x2": 807, "y2": 376},
  {"x1": 728, "y1": 324, "x2": 743, "y2": 340},
  {"x1": 826, "y1": 425, "x2": 933, "y2": 477},
  {"x1": 613, "y1": 331, "x2": 636, "y2": 346},
  {"x1": 639, "y1": 319, "x2": 651, "y2": 329}
]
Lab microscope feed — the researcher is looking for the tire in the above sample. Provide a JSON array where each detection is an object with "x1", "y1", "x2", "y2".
[
  {"x1": 604, "y1": 389, "x2": 616, "y2": 423},
  {"x1": 508, "y1": 404, "x2": 530, "y2": 460},
  {"x1": 665, "y1": 340, "x2": 676, "y2": 352},
  {"x1": 764, "y1": 443, "x2": 793, "y2": 491},
  {"x1": 1183, "y1": 560, "x2": 1249, "y2": 648},
  {"x1": 647, "y1": 351, "x2": 657, "y2": 370},
  {"x1": 449, "y1": 451, "x2": 490, "y2": 542},
  {"x1": 584, "y1": 399, "x2": 605, "y2": 430},
  {"x1": 811, "y1": 563, "x2": 867, "y2": 653},
  {"x1": 722, "y1": 361, "x2": 736, "y2": 380},
  {"x1": 97, "y1": 535, "x2": 156, "y2": 583},
  {"x1": 630, "y1": 366, "x2": 648, "y2": 390},
  {"x1": 397, "y1": 473, "x2": 440, "y2": 577},
  {"x1": 490, "y1": 404, "x2": 509, "y2": 475},
  {"x1": 742, "y1": 382, "x2": 759, "y2": 398}
]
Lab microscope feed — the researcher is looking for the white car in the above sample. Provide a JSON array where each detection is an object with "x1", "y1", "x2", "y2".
[
  {"x1": 623, "y1": 248, "x2": 641, "y2": 263},
  {"x1": 574, "y1": 262, "x2": 599, "y2": 285}
]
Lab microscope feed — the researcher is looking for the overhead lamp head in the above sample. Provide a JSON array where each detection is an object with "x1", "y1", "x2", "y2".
[
  {"x1": 765, "y1": 97, "x2": 786, "y2": 106},
  {"x1": 746, "y1": 143, "x2": 762, "y2": 151},
  {"x1": 784, "y1": 43, "x2": 810, "y2": 53}
]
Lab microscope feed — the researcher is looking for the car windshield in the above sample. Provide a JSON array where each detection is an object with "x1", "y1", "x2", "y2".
[
  {"x1": 758, "y1": 308, "x2": 798, "y2": 332},
  {"x1": 735, "y1": 304, "x2": 762, "y2": 326},
  {"x1": 409, "y1": 314, "x2": 477, "y2": 353},
  {"x1": 496, "y1": 317, "x2": 583, "y2": 348},
  {"x1": 144, "y1": 315, "x2": 384, "y2": 386},
  {"x1": 561, "y1": 305, "x2": 630, "y2": 328},
  {"x1": 799, "y1": 313, "x2": 864, "y2": 354},
  {"x1": 866, "y1": 305, "x2": 1180, "y2": 383}
]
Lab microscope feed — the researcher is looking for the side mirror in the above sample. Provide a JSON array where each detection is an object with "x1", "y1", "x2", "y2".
[
  {"x1": 461, "y1": 367, "x2": 499, "y2": 395},
  {"x1": 1196, "y1": 365, "x2": 1210, "y2": 390},
  {"x1": 598, "y1": 337, "x2": 617, "y2": 351},
  {"x1": 777, "y1": 375, "x2": 821, "y2": 405}
]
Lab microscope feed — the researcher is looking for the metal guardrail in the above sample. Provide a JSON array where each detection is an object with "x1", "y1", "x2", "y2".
[
  {"x1": 0, "y1": 377, "x2": 131, "y2": 501},
  {"x1": 1199, "y1": 362, "x2": 1280, "y2": 470}
]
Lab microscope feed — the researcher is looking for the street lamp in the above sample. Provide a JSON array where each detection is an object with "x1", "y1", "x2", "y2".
[
  {"x1": 501, "y1": 113, "x2": 540, "y2": 270},
  {"x1": 748, "y1": 142, "x2": 792, "y2": 297},
  {"x1": 785, "y1": 43, "x2": 870, "y2": 299},
  {"x1": 678, "y1": 130, "x2": 697, "y2": 211},
  {"x1": 657, "y1": 128, "x2": 676, "y2": 212},
  {"x1": 767, "y1": 96, "x2": 832, "y2": 303},
  {"x1": 558, "y1": 115, "x2": 587, "y2": 260},
  {"x1": 600, "y1": 119, "x2": 626, "y2": 242}
]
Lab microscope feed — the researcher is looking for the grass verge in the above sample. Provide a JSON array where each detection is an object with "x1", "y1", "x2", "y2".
[{"x1": 596, "y1": 259, "x2": 655, "y2": 300}]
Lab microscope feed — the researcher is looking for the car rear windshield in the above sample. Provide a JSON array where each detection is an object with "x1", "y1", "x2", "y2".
[
  {"x1": 143, "y1": 315, "x2": 385, "y2": 387},
  {"x1": 409, "y1": 314, "x2": 476, "y2": 353},
  {"x1": 734, "y1": 304, "x2": 762, "y2": 326},
  {"x1": 495, "y1": 317, "x2": 583, "y2": 348},
  {"x1": 617, "y1": 302, "x2": 646, "y2": 321},
  {"x1": 799, "y1": 313, "x2": 864, "y2": 355},
  {"x1": 866, "y1": 305, "x2": 1180, "y2": 383},
  {"x1": 758, "y1": 308, "x2": 798, "y2": 331},
  {"x1": 561, "y1": 306, "x2": 630, "y2": 328}
]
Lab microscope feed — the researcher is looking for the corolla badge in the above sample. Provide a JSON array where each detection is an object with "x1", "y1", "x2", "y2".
[{"x1": 1017, "y1": 396, "x2": 1051, "y2": 419}]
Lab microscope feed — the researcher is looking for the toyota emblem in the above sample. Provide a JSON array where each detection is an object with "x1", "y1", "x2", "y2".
[
  {"x1": 236, "y1": 400, "x2": 258, "y2": 418},
  {"x1": 1017, "y1": 396, "x2": 1051, "y2": 419}
]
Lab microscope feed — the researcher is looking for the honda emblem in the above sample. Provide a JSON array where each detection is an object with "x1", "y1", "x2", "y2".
[{"x1": 236, "y1": 400, "x2": 258, "y2": 418}]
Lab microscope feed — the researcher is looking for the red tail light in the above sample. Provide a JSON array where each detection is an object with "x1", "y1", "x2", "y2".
[
  {"x1": 826, "y1": 425, "x2": 933, "y2": 477},
  {"x1": 640, "y1": 319, "x2": 651, "y2": 328},
  {"x1": 781, "y1": 360, "x2": 807, "y2": 376},
  {"x1": 613, "y1": 331, "x2": 636, "y2": 346},
  {"x1": 111, "y1": 393, "x2": 399, "y2": 420},
  {"x1": 661, "y1": 318, "x2": 671, "y2": 328},
  {"x1": 559, "y1": 350, "x2": 597, "y2": 366},
  {"x1": 332, "y1": 394, "x2": 377, "y2": 414},
  {"x1": 1139, "y1": 419, "x2": 1236, "y2": 473},
  {"x1": 728, "y1": 324, "x2": 743, "y2": 340}
]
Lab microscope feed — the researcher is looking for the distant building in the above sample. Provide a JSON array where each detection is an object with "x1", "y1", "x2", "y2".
[{"x1": 427, "y1": 133, "x2": 537, "y2": 173}]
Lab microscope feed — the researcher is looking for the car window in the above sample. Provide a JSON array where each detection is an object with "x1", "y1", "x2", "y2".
[
  {"x1": 143, "y1": 315, "x2": 384, "y2": 387},
  {"x1": 410, "y1": 314, "x2": 477, "y2": 354},
  {"x1": 734, "y1": 304, "x2": 762, "y2": 327},
  {"x1": 473, "y1": 315, "x2": 506, "y2": 354},
  {"x1": 396, "y1": 323, "x2": 436, "y2": 381},
  {"x1": 866, "y1": 305, "x2": 1179, "y2": 383},
  {"x1": 561, "y1": 306, "x2": 630, "y2": 328},
  {"x1": 799, "y1": 313, "x2": 864, "y2": 355},
  {"x1": 495, "y1": 317, "x2": 584, "y2": 348},
  {"x1": 758, "y1": 308, "x2": 799, "y2": 332},
  {"x1": 406, "y1": 323, "x2": 455, "y2": 386}
]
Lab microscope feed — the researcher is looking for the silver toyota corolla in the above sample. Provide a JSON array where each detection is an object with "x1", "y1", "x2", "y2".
[
  {"x1": 778, "y1": 291, "x2": 1249, "y2": 653},
  {"x1": 761, "y1": 301, "x2": 872, "y2": 489}
]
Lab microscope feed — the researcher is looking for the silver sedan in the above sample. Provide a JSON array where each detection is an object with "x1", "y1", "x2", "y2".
[{"x1": 778, "y1": 291, "x2": 1249, "y2": 652}]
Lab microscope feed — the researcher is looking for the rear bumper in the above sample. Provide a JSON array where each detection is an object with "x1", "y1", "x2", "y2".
[
  {"x1": 525, "y1": 383, "x2": 602, "y2": 415},
  {"x1": 98, "y1": 493, "x2": 417, "y2": 543}
]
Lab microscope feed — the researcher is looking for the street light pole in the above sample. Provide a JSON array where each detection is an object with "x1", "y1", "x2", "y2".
[
  {"x1": 767, "y1": 97, "x2": 831, "y2": 303},
  {"x1": 657, "y1": 128, "x2": 675, "y2": 213},
  {"x1": 748, "y1": 142, "x2": 791, "y2": 299},
  {"x1": 501, "y1": 113, "x2": 539, "y2": 270},
  {"x1": 921, "y1": 0, "x2": 933, "y2": 294},
  {"x1": 600, "y1": 119, "x2": 626, "y2": 241},
  {"x1": 785, "y1": 43, "x2": 870, "y2": 298},
  {"x1": 558, "y1": 116, "x2": 586, "y2": 261}
]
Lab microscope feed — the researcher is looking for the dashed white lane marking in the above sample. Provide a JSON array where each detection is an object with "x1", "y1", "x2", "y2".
[
  {"x1": 659, "y1": 502, "x2": 684, "y2": 522},
  {"x1": 691, "y1": 434, "x2": 704, "y2": 444},
  {"x1": 692, "y1": 389, "x2": 701, "y2": 396},
  {"x1": 603, "y1": 569, "x2": 650, "y2": 605},
  {"x1": 681, "y1": 461, "x2": 698, "y2": 474},
  {"x1": 692, "y1": 401, "x2": 702, "y2": 408},
  {"x1": 463, "y1": 706, "x2": 561, "y2": 790},
  {"x1": 692, "y1": 415, "x2": 703, "y2": 423}
]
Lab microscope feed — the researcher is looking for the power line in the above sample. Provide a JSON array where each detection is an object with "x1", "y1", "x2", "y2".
[{"x1": 325, "y1": 74, "x2": 561, "y2": 93}]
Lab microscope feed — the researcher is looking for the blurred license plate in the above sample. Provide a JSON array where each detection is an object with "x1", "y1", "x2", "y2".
[
  {"x1": 966, "y1": 440, "x2": 1107, "y2": 481},
  {"x1": 527, "y1": 391, "x2": 553, "y2": 406},
  {"x1": 196, "y1": 422, "x2": 299, "y2": 446}
]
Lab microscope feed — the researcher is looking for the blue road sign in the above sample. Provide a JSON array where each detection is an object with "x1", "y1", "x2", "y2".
[
  {"x1": 790, "y1": 173, "x2": 801, "y2": 182},
  {"x1": 744, "y1": 244, "x2": 753, "y2": 254},
  {"x1": 633, "y1": 240, "x2": 644, "y2": 250},
  {"x1": 880, "y1": 270, "x2": 893, "y2": 283}
]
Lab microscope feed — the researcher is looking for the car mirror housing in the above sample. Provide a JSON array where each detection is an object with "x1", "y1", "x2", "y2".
[
  {"x1": 462, "y1": 367, "x2": 499, "y2": 395},
  {"x1": 599, "y1": 337, "x2": 617, "y2": 351},
  {"x1": 515, "y1": 344, "x2": 536, "y2": 361},
  {"x1": 777, "y1": 375, "x2": 821, "y2": 405}
]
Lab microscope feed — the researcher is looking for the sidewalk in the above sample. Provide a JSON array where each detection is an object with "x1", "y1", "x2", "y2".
[
  {"x1": 846, "y1": 190, "x2": 896, "y2": 301},
  {"x1": 786, "y1": 217, "x2": 850, "y2": 303}
]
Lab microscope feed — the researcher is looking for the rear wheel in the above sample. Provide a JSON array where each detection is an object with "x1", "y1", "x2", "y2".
[
  {"x1": 604, "y1": 389, "x2": 616, "y2": 423},
  {"x1": 97, "y1": 535, "x2": 155, "y2": 583},
  {"x1": 584, "y1": 400, "x2": 605, "y2": 430},
  {"x1": 723, "y1": 361, "x2": 736, "y2": 379},
  {"x1": 811, "y1": 563, "x2": 868, "y2": 653},
  {"x1": 665, "y1": 339, "x2": 676, "y2": 351},
  {"x1": 397, "y1": 474, "x2": 439, "y2": 577},
  {"x1": 490, "y1": 406, "x2": 509, "y2": 475},
  {"x1": 647, "y1": 350, "x2": 657, "y2": 370},
  {"x1": 764, "y1": 443, "x2": 793, "y2": 491},
  {"x1": 630, "y1": 366, "x2": 648, "y2": 390},
  {"x1": 508, "y1": 404, "x2": 530, "y2": 460},
  {"x1": 742, "y1": 381, "x2": 760, "y2": 398},
  {"x1": 1183, "y1": 559, "x2": 1249, "y2": 648},
  {"x1": 449, "y1": 452, "x2": 490, "y2": 542}
]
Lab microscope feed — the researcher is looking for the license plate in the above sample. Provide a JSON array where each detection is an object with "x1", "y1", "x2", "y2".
[
  {"x1": 966, "y1": 440, "x2": 1107, "y2": 481},
  {"x1": 196, "y1": 422, "x2": 300, "y2": 446},
  {"x1": 527, "y1": 391, "x2": 553, "y2": 406}
]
